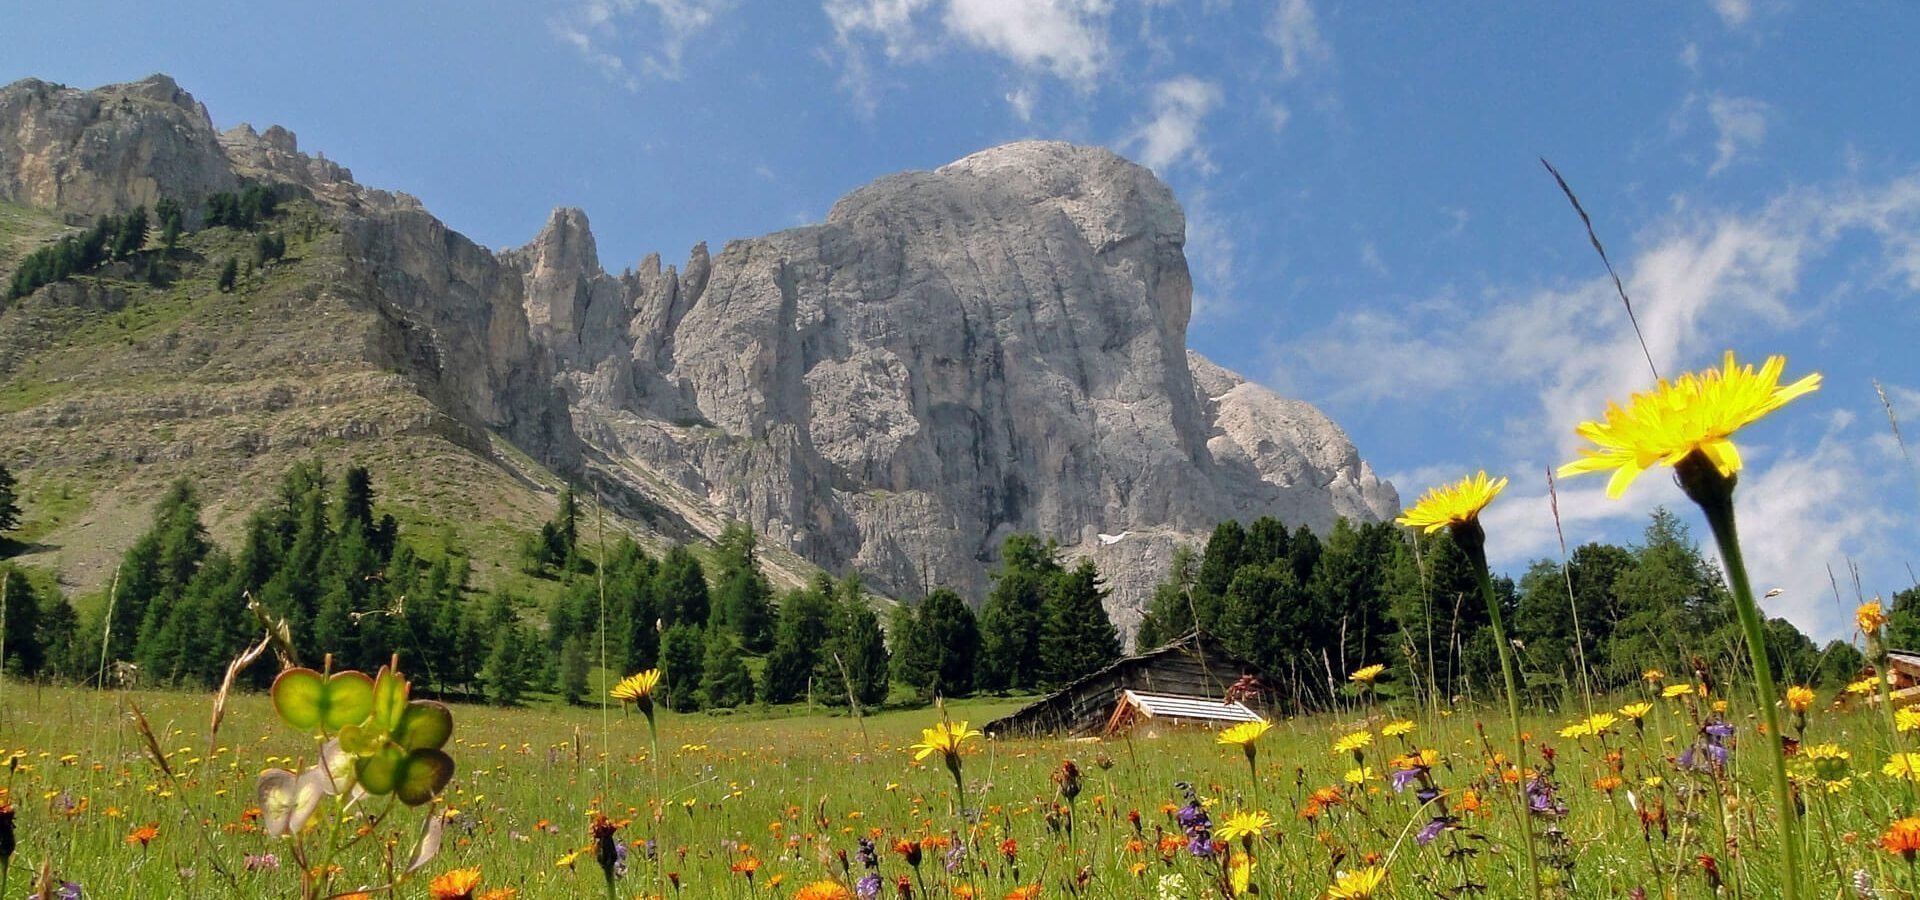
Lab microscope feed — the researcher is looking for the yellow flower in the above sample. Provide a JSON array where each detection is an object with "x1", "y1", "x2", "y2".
[
  {"x1": 1883, "y1": 753, "x2": 1920, "y2": 782},
  {"x1": 1642, "y1": 668, "x2": 1665, "y2": 682},
  {"x1": 1326, "y1": 866, "x2": 1387, "y2": 900},
  {"x1": 1847, "y1": 676, "x2": 1884, "y2": 696},
  {"x1": 1214, "y1": 809, "x2": 1273, "y2": 844},
  {"x1": 909, "y1": 721, "x2": 981, "y2": 763},
  {"x1": 1381, "y1": 720, "x2": 1415, "y2": 737},
  {"x1": 1618, "y1": 702, "x2": 1654, "y2": 720},
  {"x1": 609, "y1": 669, "x2": 661, "y2": 702},
  {"x1": 794, "y1": 882, "x2": 853, "y2": 900},
  {"x1": 1216, "y1": 720, "x2": 1273, "y2": 749},
  {"x1": 1557, "y1": 350, "x2": 1820, "y2": 499},
  {"x1": 1785, "y1": 686, "x2": 1816, "y2": 714},
  {"x1": 1859, "y1": 601, "x2": 1889, "y2": 634},
  {"x1": 1662, "y1": 683, "x2": 1696, "y2": 699},
  {"x1": 1228, "y1": 852, "x2": 1256, "y2": 897},
  {"x1": 1349, "y1": 664, "x2": 1387, "y2": 684},
  {"x1": 1332, "y1": 731, "x2": 1373, "y2": 755},
  {"x1": 1556, "y1": 721, "x2": 1591, "y2": 740},
  {"x1": 1342, "y1": 766, "x2": 1375, "y2": 785},
  {"x1": 1583, "y1": 712, "x2": 1618, "y2": 735},
  {"x1": 1395, "y1": 471, "x2": 1507, "y2": 533}
]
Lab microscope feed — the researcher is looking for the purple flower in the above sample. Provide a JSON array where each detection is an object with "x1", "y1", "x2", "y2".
[
  {"x1": 1390, "y1": 767, "x2": 1424, "y2": 793},
  {"x1": 858, "y1": 837, "x2": 879, "y2": 870},
  {"x1": 1415, "y1": 787, "x2": 1440, "y2": 805},
  {"x1": 1704, "y1": 721, "x2": 1735, "y2": 739},
  {"x1": 1187, "y1": 834, "x2": 1215, "y2": 858},
  {"x1": 55, "y1": 883, "x2": 82, "y2": 900},
  {"x1": 1175, "y1": 802, "x2": 1209, "y2": 831},
  {"x1": 857, "y1": 873, "x2": 882, "y2": 899},
  {"x1": 614, "y1": 841, "x2": 629, "y2": 877},
  {"x1": 1416, "y1": 818, "x2": 1447, "y2": 846}
]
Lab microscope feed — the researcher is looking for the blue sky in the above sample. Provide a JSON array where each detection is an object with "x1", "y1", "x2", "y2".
[{"x1": 5, "y1": 0, "x2": 1916, "y2": 641}]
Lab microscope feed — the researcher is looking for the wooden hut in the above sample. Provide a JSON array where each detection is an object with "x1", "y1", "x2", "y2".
[
  {"x1": 1101, "y1": 690, "x2": 1265, "y2": 738},
  {"x1": 1865, "y1": 651, "x2": 1920, "y2": 706},
  {"x1": 983, "y1": 631, "x2": 1269, "y2": 738}
]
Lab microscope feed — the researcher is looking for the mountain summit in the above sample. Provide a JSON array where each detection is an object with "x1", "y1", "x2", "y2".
[{"x1": 0, "y1": 75, "x2": 1395, "y2": 634}]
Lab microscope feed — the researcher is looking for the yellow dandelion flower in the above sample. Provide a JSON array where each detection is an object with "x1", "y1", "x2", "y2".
[
  {"x1": 1618, "y1": 702, "x2": 1654, "y2": 720},
  {"x1": 609, "y1": 669, "x2": 661, "y2": 702},
  {"x1": 1395, "y1": 471, "x2": 1507, "y2": 533},
  {"x1": 1349, "y1": 664, "x2": 1387, "y2": 684},
  {"x1": 1557, "y1": 350, "x2": 1820, "y2": 498},
  {"x1": 1214, "y1": 809, "x2": 1273, "y2": 844},
  {"x1": 1217, "y1": 720, "x2": 1272, "y2": 749},
  {"x1": 1662, "y1": 683, "x2": 1696, "y2": 699},
  {"x1": 1583, "y1": 712, "x2": 1618, "y2": 735},
  {"x1": 1898, "y1": 708, "x2": 1920, "y2": 734},
  {"x1": 1785, "y1": 686, "x2": 1816, "y2": 714},
  {"x1": 1847, "y1": 677, "x2": 1883, "y2": 696},
  {"x1": 429, "y1": 868, "x2": 484, "y2": 900},
  {"x1": 1332, "y1": 731, "x2": 1373, "y2": 755},
  {"x1": 1556, "y1": 721, "x2": 1591, "y2": 740},
  {"x1": 1326, "y1": 866, "x2": 1387, "y2": 900},
  {"x1": 909, "y1": 721, "x2": 981, "y2": 763},
  {"x1": 1883, "y1": 753, "x2": 1920, "y2": 783},
  {"x1": 1859, "y1": 601, "x2": 1889, "y2": 634},
  {"x1": 1643, "y1": 668, "x2": 1665, "y2": 682},
  {"x1": 1381, "y1": 720, "x2": 1415, "y2": 738},
  {"x1": 1342, "y1": 767, "x2": 1375, "y2": 785}
]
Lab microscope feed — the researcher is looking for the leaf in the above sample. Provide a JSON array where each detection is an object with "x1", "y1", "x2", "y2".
[
  {"x1": 392, "y1": 701, "x2": 453, "y2": 751},
  {"x1": 405, "y1": 804, "x2": 446, "y2": 874},
  {"x1": 271, "y1": 668, "x2": 375, "y2": 733},
  {"x1": 371, "y1": 665, "x2": 410, "y2": 733},
  {"x1": 356, "y1": 747, "x2": 405, "y2": 797},
  {"x1": 393, "y1": 749, "x2": 455, "y2": 807}
]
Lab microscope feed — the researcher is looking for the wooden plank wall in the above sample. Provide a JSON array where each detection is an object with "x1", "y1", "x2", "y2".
[{"x1": 990, "y1": 640, "x2": 1265, "y2": 737}]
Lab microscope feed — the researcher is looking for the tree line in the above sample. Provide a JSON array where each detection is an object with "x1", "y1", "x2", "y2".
[
  {"x1": 0, "y1": 460, "x2": 1906, "y2": 713},
  {"x1": 5, "y1": 185, "x2": 282, "y2": 303}
]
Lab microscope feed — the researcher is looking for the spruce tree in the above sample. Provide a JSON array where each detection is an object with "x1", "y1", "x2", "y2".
[
  {"x1": 1, "y1": 567, "x2": 43, "y2": 676},
  {"x1": 699, "y1": 633, "x2": 755, "y2": 709},
  {"x1": 893, "y1": 587, "x2": 979, "y2": 699},
  {"x1": 976, "y1": 535, "x2": 1058, "y2": 692},
  {"x1": 656, "y1": 547, "x2": 709, "y2": 628},
  {"x1": 559, "y1": 631, "x2": 592, "y2": 705},
  {"x1": 481, "y1": 622, "x2": 530, "y2": 705},
  {"x1": 217, "y1": 257, "x2": 238, "y2": 292},
  {"x1": 660, "y1": 623, "x2": 705, "y2": 712},
  {"x1": 0, "y1": 462, "x2": 18, "y2": 535},
  {"x1": 762, "y1": 577, "x2": 835, "y2": 704},
  {"x1": 1037, "y1": 559, "x2": 1119, "y2": 686},
  {"x1": 818, "y1": 579, "x2": 889, "y2": 707}
]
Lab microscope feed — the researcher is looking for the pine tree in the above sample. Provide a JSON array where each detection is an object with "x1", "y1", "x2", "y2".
[
  {"x1": 699, "y1": 633, "x2": 755, "y2": 709},
  {"x1": 217, "y1": 257, "x2": 238, "y2": 292},
  {"x1": 656, "y1": 547, "x2": 709, "y2": 628},
  {"x1": 559, "y1": 631, "x2": 592, "y2": 705},
  {"x1": 660, "y1": 624, "x2": 705, "y2": 712},
  {"x1": 0, "y1": 462, "x2": 19, "y2": 534},
  {"x1": 818, "y1": 578, "x2": 889, "y2": 707},
  {"x1": 481, "y1": 622, "x2": 531, "y2": 706},
  {"x1": 762, "y1": 577, "x2": 835, "y2": 704},
  {"x1": 710, "y1": 523, "x2": 775, "y2": 651},
  {"x1": 1, "y1": 567, "x2": 44, "y2": 676},
  {"x1": 1137, "y1": 545, "x2": 1199, "y2": 650},
  {"x1": 1037, "y1": 559, "x2": 1119, "y2": 686},
  {"x1": 36, "y1": 589, "x2": 79, "y2": 680},
  {"x1": 976, "y1": 535, "x2": 1058, "y2": 692},
  {"x1": 892, "y1": 587, "x2": 978, "y2": 700}
]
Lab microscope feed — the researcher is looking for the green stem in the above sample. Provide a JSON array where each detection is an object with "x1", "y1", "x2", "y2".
[
  {"x1": 1456, "y1": 521, "x2": 1542, "y2": 900},
  {"x1": 1680, "y1": 457, "x2": 1801, "y2": 900}
]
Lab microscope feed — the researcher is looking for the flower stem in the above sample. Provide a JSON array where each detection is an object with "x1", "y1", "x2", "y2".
[
  {"x1": 1456, "y1": 522, "x2": 1542, "y2": 900},
  {"x1": 1680, "y1": 457, "x2": 1801, "y2": 900}
]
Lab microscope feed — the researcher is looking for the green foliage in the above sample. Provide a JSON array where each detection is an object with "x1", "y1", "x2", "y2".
[
  {"x1": 253, "y1": 231, "x2": 286, "y2": 266},
  {"x1": 1037, "y1": 558, "x2": 1119, "y2": 686},
  {"x1": 203, "y1": 185, "x2": 277, "y2": 230},
  {"x1": 891, "y1": 587, "x2": 979, "y2": 700},
  {"x1": 711, "y1": 522, "x2": 775, "y2": 652},
  {"x1": 699, "y1": 632, "x2": 755, "y2": 709},
  {"x1": 216, "y1": 256, "x2": 238, "y2": 292},
  {"x1": 660, "y1": 623, "x2": 705, "y2": 712},
  {"x1": 0, "y1": 461, "x2": 19, "y2": 534},
  {"x1": 976, "y1": 534, "x2": 1060, "y2": 692},
  {"x1": 558, "y1": 631, "x2": 592, "y2": 705},
  {"x1": 762, "y1": 575, "x2": 836, "y2": 704},
  {"x1": 2, "y1": 565, "x2": 44, "y2": 676},
  {"x1": 817, "y1": 576, "x2": 889, "y2": 707}
]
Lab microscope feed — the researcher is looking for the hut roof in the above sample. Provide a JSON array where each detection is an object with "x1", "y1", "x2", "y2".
[{"x1": 983, "y1": 630, "x2": 1267, "y2": 737}]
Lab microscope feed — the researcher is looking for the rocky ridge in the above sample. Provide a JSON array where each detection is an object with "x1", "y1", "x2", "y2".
[{"x1": 0, "y1": 75, "x2": 1396, "y2": 635}]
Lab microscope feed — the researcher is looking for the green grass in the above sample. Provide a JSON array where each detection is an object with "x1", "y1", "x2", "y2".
[{"x1": 0, "y1": 674, "x2": 1911, "y2": 899}]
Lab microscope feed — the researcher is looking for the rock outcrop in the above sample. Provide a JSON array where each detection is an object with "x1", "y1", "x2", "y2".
[{"x1": 0, "y1": 76, "x2": 1398, "y2": 634}]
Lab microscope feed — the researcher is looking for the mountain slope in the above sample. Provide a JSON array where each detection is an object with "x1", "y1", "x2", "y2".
[{"x1": 0, "y1": 75, "x2": 1396, "y2": 633}]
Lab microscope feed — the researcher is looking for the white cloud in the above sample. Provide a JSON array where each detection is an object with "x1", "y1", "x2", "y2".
[
  {"x1": 1270, "y1": 170, "x2": 1920, "y2": 639},
  {"x1": 1679, "y1": 41, "x2": 1700, "y2": 73},
  {"x1": 943, "y1": 0, "x2": 1116, "y2": 85},
  {"x1": 1265, "y1": 0, "x2": 1331, "y2": 79},
  {"x1": 1183, "y1": 190, "x2": 1237, "y2": 321},
  {"x1": 1261, "y1": 98, "x2": 1292, "y2": 135},
  {"x1": 1707, "y1": 95, "x2": 1769, "y2": 176},
  {"x1": 552, "y1": 0, "x2": 733, "y2": 88},
  {"x1": 821, "y1": 0, "x2": 1113, "y2": 112},
  {"x1": 1125, "y1": 75, "x2": 1222, "y2": 173},
  {"x1": 1359, "y1": 241, "x2": 1388, "y2": 277},
  {"x1": 1710, "y1": 0, "x2": 1752, "y2": 27}
]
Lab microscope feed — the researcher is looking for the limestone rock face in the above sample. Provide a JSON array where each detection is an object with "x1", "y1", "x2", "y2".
[
  {"x1": 0, "y1": 77, "x2": 1399, "y2": 635},
  {"x1": 0, "y1": 75, "x2": 238, "y2": 220}
]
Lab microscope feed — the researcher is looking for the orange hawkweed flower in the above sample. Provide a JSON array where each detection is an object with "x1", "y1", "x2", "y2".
[
  {"x1": 1004, "y1": 886, "x2": 1042, "y2": 900},
  {"x1": 794, "y1": 881, "x2": 853, "y2": 900},
  {"x1": 1882, "y1": 817, "x2": 1920, "y2": 861},
  {"x1": 126, "y1": 822, "x2": 160, "y2": 847},
  {"x1": 430, "y1": 867, "x2": 484, "y2": 900}
]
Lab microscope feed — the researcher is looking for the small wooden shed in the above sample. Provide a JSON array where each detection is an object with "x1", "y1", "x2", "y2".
[
  {"x1": 1101, "y1": 690, "x2": 1265, "y2": 738},
  {"x1": 1865, "y1": 651, "x2": 1920, "y2": 706},
  {"x1": 983, "y1": 630, "x2": 1270, "y2": 738}
]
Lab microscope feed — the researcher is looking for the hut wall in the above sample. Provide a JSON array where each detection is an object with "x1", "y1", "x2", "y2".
[{"x1": 992, "y1": 641, "x2": 1257, "y2": 737}]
